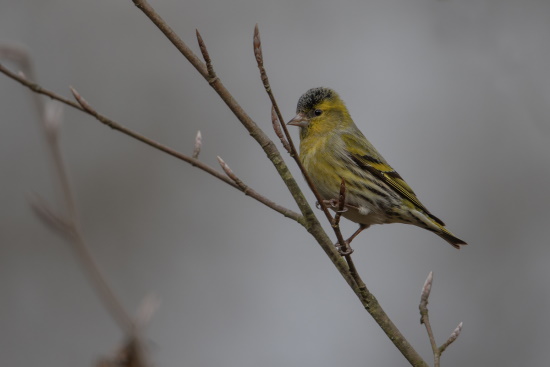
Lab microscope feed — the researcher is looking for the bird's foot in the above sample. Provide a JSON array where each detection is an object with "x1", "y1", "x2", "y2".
[{"x1": 335, "y1": 241, "x2": 354, "y2": 256}]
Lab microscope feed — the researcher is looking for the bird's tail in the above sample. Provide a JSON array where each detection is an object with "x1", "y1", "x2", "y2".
[
  {"x1": 404, "y1": 208, "x2": 467, "y2": 249},
  {"x1": 435, "y1": 227, "x2": 467, "y2": 249}
]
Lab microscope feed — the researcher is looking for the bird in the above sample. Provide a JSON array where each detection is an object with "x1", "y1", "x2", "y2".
[{"x1": 287, "y1": 87, "x2": 466, "y2": 249}]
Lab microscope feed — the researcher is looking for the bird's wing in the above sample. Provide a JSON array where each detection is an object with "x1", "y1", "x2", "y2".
[{"x1": 343, "y1": 134, "x2": 445, "y2": 226}]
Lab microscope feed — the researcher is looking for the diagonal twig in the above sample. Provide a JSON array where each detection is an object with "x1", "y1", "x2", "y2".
[
  {"x1": 216, "y1": 155, "x2": 301, "y2": 223},
  {"x1": 252, "y1": 25, "x2": 351, "y2": 252},
  {"x1": 331, "y1": 179, "x2": 363, "y2": 288},
  {"x1": 0, "y1": 61, "x2": 301, "y2": 222},
  {"x1": 252, "y1": 25, "x2": 365, "y2": 288}
]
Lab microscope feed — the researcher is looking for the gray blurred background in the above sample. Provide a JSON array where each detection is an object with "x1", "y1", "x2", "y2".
[{"x1": 2, "y1": 0, "x2": 550, "y2": 366}]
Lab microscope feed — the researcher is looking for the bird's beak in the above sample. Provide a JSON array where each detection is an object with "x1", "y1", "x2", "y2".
[{"x1": 287, "y1": 113, "x2": 309, "y2": 128}]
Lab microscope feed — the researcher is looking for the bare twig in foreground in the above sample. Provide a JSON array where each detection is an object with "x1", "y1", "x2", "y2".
[
  {"x1": 419, "y1": 272, "x2": 463, "y2": 367},
  {"x1": 0, "y1": 61, "x2": 301, "y2": 223}
]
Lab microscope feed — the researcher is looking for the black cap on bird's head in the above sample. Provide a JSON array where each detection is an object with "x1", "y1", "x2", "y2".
[
  {"x1": 287, "y1": 87, "x2": 339, "y2": 128},
  {"x1": 296, "y1": 87, "x2": 335, "y2": 113}
]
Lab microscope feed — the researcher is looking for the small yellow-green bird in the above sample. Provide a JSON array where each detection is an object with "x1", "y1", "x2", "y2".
[{"x1": 288, "y1": 87, "x2": 466, "y2": 249}]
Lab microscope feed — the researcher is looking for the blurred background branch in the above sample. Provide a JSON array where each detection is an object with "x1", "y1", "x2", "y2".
[{"x1": 0, "y1": 46, "x2": 150, "y2": 367}]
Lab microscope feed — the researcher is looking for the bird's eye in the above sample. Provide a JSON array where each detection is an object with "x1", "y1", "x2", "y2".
[{"x1": 314, "y1": 109, "x2": 323, "y2": 116}]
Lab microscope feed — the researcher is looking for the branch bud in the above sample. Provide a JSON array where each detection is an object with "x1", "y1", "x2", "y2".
[
  {"x1": 70, "y1": 86, "x2": 92, "y2": 112},
  {"x1": 448, "y1": 322, "x2": 463, "y2": 344},
  {"x1": 253, "y1": 24, "x2": 263, "y2": 66},
  {"x1": 440, "y1": 321, "x2": 463, "y2": 353},
  {"x1": 217, "y1": 156, "x2": 234, "y2": 179},
  {"x1": 420, "y1": 271, "x2": 434, "y2": 308}
]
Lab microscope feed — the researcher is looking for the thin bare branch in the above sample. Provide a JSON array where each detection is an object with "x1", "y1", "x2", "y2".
[
  {"x1": 252, "y1": 25, "x2": 297, "y2": 159},
  {"x1": 333, "y1": 179, "x2": 347, "y2": 229},
  {"x1": 253, "y1": 25, "x2": 370, "y2": 295},
  {"x1": 419, "y1": 272, "x2": 438, "y2": 363},
  {"x1": 271, "y1": 106, "x2": 291, "y2": 154},
  {"x1": 328, "y1": 179, "x2": 363, "y2": 289},
  {"x1": 419, "y1": 272, "x2": 461, "y2": 367},
  {"x1": 192, "y1": 130, "x2": 202, "y2": 159},
  {"x1": 217, "y1": 156, "x2": 303, "y2": 223},
  {"x1": 0, "y1": 62, "x2": 80, "y2": 109},
  {"x1": 0, "y1": 64, "x2": 301, "y2": 222},
  {"x1": 29, "y1": 195, "x2": 73, "y2": 235},
  {"x1": 329, "y1": 180, "x2": 350, "y2": 254},
  {"x1": 252, "y1": 25, "x2": 352, "y2": 255}
]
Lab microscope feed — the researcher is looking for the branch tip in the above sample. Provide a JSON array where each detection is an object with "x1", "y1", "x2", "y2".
[
  {"x1": 217, "y1": 156, "x2": 242, "y2": 188},
  {"x1": 217, "y1": 156, "x2": 232, "y2": 175},
  {"x1": 441, "y1": 321, "x2": 463, "y2": 351},
  {"x1": 196, "y1": 29, "x2": 215, "y2": 79}
]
